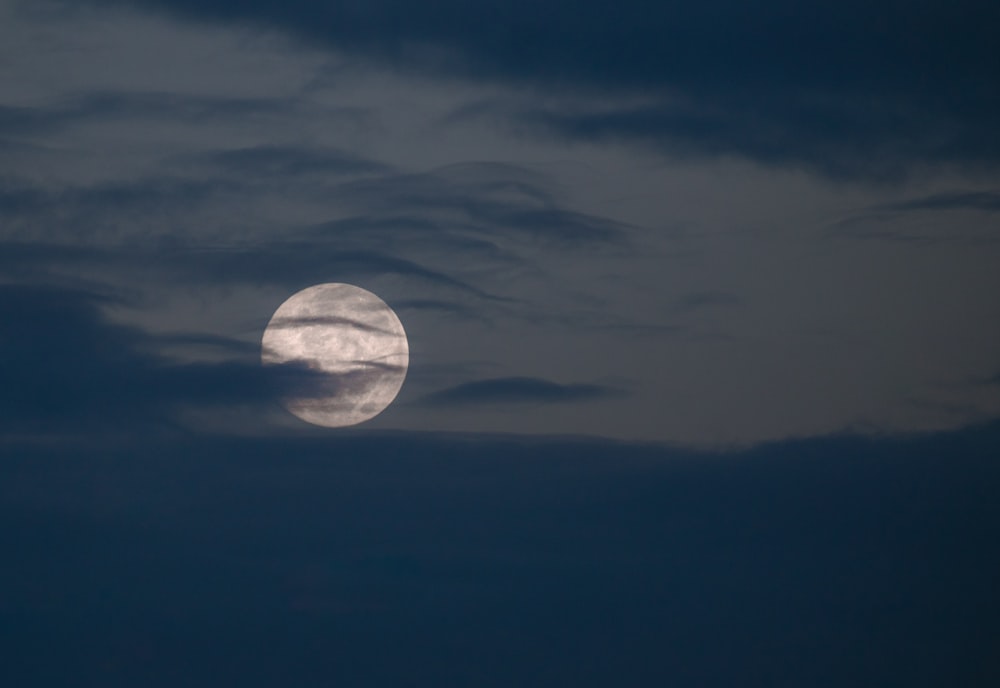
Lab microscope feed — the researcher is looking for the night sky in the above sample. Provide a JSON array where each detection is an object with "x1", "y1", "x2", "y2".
[{"x1": 2, "y1": 0, "x2": 999, "y2": 685}]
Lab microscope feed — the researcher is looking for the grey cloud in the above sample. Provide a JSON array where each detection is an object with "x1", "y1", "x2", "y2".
[
  {"x1": 826, "y1": 216, "x2": 932, "y2": 244},
  {"x1": 2, "y1": 417, "x2": 999, "y2": 685},
  {"x1": 1, "y1": 157, "x2": 626, "y2": 294},
  {"x1": 0, "y1": 239, "x2": 504, "y2": 302},
  {"x1": 264, "y1": 315, "x2": 400, "y2": 335},
  {"x1": 0, "y1": 176, "x2": 230, "y2": 241},
  {"x1": 0, "y1": 91, "x2": 292, "y2": 136},
  {"x1": 496, "y1": 208, "x2": 628, "y2": 245},
  {"x1": 393, "y1": 299, "x2": 485, "y2": 321},
  {"x1": 182, "y1": 245, "x2": 506, "y2": 299},
  {"x1": 269, "y1": 362, "x2": 398, "y2": 410},
  {"x1": 829, "y1": 190, "x2": 1000, "y2": 243},
  {"x1": 420, "y1": 376, "x2": 622, "y2": 407},
  {"x1": 325, "y1": 163, "x2": 630, "y2": 248},
  {"x1": 308, "y1": 215, "x2": 515, "y2": 266},
  {"x1": 86, "y1": 0, "x2": 1000, "y2": 178},
  {"x1": 195, "y1": 144, "x2": 390, "y2": 179},
  {"x1": 156, "y1": 331, "x2": 263, "y2": 356},
  {"x1": 513, "y1": 98, "x2": 988, "y2": 182},
  {"x1": 343, "y1": 360, "x2": 407, "y2": 375},
  {"x1": 673, "y1": 291, "x2": 742, "y2": 312},
  {"x1": 879, "y1": 190, "x2": 1000, "y2": 213},
  {"x1": 0, "y1": 283, "x2": 368, "y2": 435},
  {"x1": 0, "y1": 145, "x2": 639, "y2": 336}
]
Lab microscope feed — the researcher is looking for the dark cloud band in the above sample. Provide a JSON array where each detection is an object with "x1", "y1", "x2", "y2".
[{"x1": 85, "y1": 0, "x2": 1000, "y2": 178}]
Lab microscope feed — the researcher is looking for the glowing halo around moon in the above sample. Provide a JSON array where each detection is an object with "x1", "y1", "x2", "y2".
[{"x1": 261, "y1": 283, "x2": 409, "y2": 427}]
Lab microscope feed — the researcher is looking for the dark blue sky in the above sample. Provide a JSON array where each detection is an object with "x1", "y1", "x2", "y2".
[
  {"x1": 2, "y1": 0, "x2": 999, "y2": 684},
  {"x1": 3, "y1": 426, "x2": 1000, "y2": 686}
]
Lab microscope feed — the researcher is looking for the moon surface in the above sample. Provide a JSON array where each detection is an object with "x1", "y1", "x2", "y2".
[{"x1": 261, "y1": 283, "x2": 409, "y2": 427}]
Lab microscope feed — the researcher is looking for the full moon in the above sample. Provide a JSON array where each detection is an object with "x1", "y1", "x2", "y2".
[{"x1": 261, "y1": 283, "x2": 409, "y2": 427}]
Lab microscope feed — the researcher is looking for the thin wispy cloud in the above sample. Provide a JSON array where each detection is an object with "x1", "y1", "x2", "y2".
[
  {"x1": 420, "y1": 376, "x2": 622, "y2": 407},
  {"x1": 84, "y1": 0, "x2": 1000, "y2": 178}
]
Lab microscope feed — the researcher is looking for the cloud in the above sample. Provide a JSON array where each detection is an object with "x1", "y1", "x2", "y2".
[
  {"x1": 512, "y1": 99, "x2": 956, "y2": 181},
  {"x1": 177, "y1": 245, "x2": 508, "y2": 298},
  {"x1": 84, "y1": 0, "x2": 1000, "y2": 178},
  {"x1": 672, "y1": 291, "x2": 742, "y2": 312},
  {"x1": 0, "y1": 283, "x2": 343, "y2": 435},
  {"x1": 262, "y1": 314, "x2": 401, "y2": 335},
  {"x1": 392, "y1": 299, "x2": 485, "y2": 321},
  {"x1": 0, "y1": 238, "x2": 504, "y2": 302},
  {"x1": 879, "y1": 190, "x2": 1000, "y2": 213},
  {"x1": 0, "y1": 147, "x2": 388, "y2": 243},
  {"x1": 2, "y1": 417, "x2": 999, "y2": 685},
  {"x1": 194, "y1": 144, "x2": 390, "y2": 179},
  {"x1": 0, "y1": 156, "x2": 634, "y2": 322},
  {"x1": 1, "y1": 156, "x2": 625, "y2": 284},
  {"x1": 155, "y1": 331, "x2": 262, "y2": 356},
  {"x1": 419, "y1": 376, "x2": 621, "y2": 407},
  {"x1": 0, "y1": 90, "x2": 292, "y2": 136},
  {"x1": 320, "y1": 163, "x2": 631, "y2": 248},
  {"x1": 0, "y1": 175, "x2": 230, "y2": 241},
  {"x1": 828, "y1": 189, "x2": 1000, "y2": 243}
]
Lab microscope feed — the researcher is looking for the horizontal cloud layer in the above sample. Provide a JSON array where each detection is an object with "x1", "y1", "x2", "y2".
[
  {"x1": 420, "y1": 376, "x2": 620, "y2": 406},
  {"x1": 3, "y1": 418, "x2": 999, "y2": 684},
  {"x1": 88, "y1": 0, "x2": 1000, "y2": 177},
  {"x1": 0, "y1": 284, "x2": 356, "y2": 434}
]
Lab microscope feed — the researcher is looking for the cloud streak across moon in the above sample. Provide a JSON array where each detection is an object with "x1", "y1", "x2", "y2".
[{"x1": 261, "y1": 283, "x2": 409, "y2": 428}]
